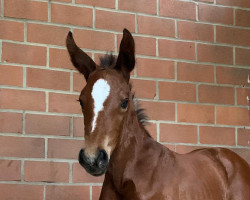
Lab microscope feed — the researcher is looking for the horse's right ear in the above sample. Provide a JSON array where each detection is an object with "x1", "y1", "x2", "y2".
[{"x1": 66, "y1": 31, "x2": 96, "y2": 80}]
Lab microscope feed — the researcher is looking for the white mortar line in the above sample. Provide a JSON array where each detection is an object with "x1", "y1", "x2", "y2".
[
  {"x1": 69, "y1": 162, "x2": 73, "y2": 183},
  {"x1": 0, "y1": 41, "x2": 2, "y2": 62},
  {"x1": 135, "y1": 13, "x2": 138, "y2": 33},
  {"x1": 156, "y1": 122, "x2": 160, "y2": 142},
  {"x1": 22, "y1": 111, "x2": 26, "y2": 134},
  {"x1": 233, "y1": 47, "x2": 236, "y2": 65},
  {"x1": 24, "y1": 22, "x2": 27, "y2": 42},
  {"x1": 156, "y1": 39, "x2": 159, "y2": 57},
  {"x1": 235, "y1": 128, "x2": 238, "y2": 147},
  {"x1": 0, "y1": 181, "x2": 103, "y2": 186},
  {"x1": 157, "y1": 0, "x2": 159, "y2": 16},
  {"x1": 196, "y1": 2, "x2": 198, "y2": 21},
  {"x1": 233, "y1": 8, "x2": 236, "y2": 26},
  {"x1": 0, "y1": 132, "x2": 85, "y2": 140},
  {"x1": 90, "y1": 185, "x2": 93, "y2": 200},
  {"x1": 1, "y1": 0, "x2": 4, "y2": 17},
  {"x1": 21, "y1": 160, "x2": 24, "y2": 182},
  {"x1": 45, "y1": 138, "x2": 48, "y2": 159},
  {"x1": 93, "y1": 7, "x2": 96, "y2": 29},
  {"x1": 115, "y1": 0, "x2": 118, "y2": 10},
  {"x1": 175, "y1": 20, "x2": 178, "y2": 38},
  {"x1": 197, "y1": 125, "x2": 200, "y2": 144},
  {"x1": 214, "y1": 25, "x2": 216, "y2": 43},
  {"x1": 70, "y1": 117, "x2": 74, "y2": 137},
  {"x1": 175, "y1": 103, "x2": 178, "y2": 122},
  {"x1": 48, "y1": 1, "x2": 51, "y2": 23},
  {"x1": 70, "y1": 71, "x2": 74, "y2": 93},
  {"x1": 45, "y1": 91, "x2": 49, "y2": 112},
  {"x1": 43, "y1": 185, "x2": 46, "y2": 200}
]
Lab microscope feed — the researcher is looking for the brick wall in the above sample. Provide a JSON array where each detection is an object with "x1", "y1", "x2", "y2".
[{"x1": 0, "y1": 0, "x2": 250, "y2": 199}]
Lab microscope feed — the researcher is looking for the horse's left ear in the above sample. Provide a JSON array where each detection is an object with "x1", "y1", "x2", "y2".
[{"x1": 115, "y1": 29, "x2": 135, "y2": 82}]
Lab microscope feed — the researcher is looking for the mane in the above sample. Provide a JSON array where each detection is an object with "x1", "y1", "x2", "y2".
[{"x1": 99, "y1": 54, "x2": 148, "y2": 127}]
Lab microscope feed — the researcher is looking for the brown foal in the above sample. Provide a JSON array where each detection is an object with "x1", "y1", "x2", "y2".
[{"x1": 66, "y1": 29, "x2": 250, "y2": 200}]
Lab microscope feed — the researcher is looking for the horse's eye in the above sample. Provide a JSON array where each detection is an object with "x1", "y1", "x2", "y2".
[{"x1": 121, "y1": 98, "x2": 129, "y2": 109}]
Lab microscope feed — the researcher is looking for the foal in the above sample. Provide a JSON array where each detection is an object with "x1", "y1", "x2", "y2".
[{"x1": 66, "y1": 29, "x2": 250, "y2": 200}]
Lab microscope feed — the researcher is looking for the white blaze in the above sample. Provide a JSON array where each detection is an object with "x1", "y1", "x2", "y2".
[{"x1": 91, "y1": 79, "x2": 110, "y2": 132}]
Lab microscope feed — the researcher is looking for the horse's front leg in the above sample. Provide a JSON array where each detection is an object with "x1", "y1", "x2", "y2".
[{"x1": 99, "y1": 173, "x2": 120, "y2": 200}]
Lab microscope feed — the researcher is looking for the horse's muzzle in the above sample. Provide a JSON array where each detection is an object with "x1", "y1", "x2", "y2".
[{"x1": 78, "y1": 149, "x2": 109, "y2": 176}]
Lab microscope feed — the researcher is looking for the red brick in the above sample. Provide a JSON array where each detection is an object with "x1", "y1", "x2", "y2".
[
  {"x1": 49, "y1": 48, "x2": 75, "y2": 70},
  {"x1": 237, "y1": 88, "x2": 250, "y2": 106},
  {"x1": 28, "y1": 23, "x2": 70, "y2": 46},
  {"x1": 26, "y1": 114, "x2": 70, "y2": 136},
  {"x1": 159, "y1": 82, "x2": 196, "y2": 102},
  {"x1": 235, "y1": 48, "x2": 250, "y2": 66},
  {"x1": 217, "y1": 106, "x2": 250, "y2": 126},
  {"x1": 198, "y1": 4, "x2": 233, "y2": 25},
  {"x1": 195, "y1": 0, "x2": 213, "y2": 2},
  {"x1": 163, "y1": 144, "x2": 176, "y2": 152},
  {"x1": 139, "y1": 101, "x2": 175, "y2": 121},
  {"x1": 199, "y1": 126, "x2": 235, "y2": 145},
  {"x1": 178, "y1": 104, "x2": 214, "y2": 124},
  {"x1": 137, "y1": 58, "x2": 175, "y2": 79},
  {"x1": 238, "y1": 128, "x2": 250, "y2": 147},
  {"x1": 145, "y1": 123, "x2": 157, "y2": 140},
  {"x1": 0, "y1": 89, "x2": 46, "y2": 111},
  {"x1": 73, "y1": 117, "x2": 84, "y2": 137},
  {"x1": 73, "y1": 72, "x2": 87, "y2": 93},
  {"x1": 0, "y1": 160, "x2": 21, "y2": 181},
  {"x1": 130, "y1": 79, "x2": 156, "y2": 99},
  {"x1": 177, "y1": 62, "x2": 214, "y2": 83},
  {"x1": 0, "y1": 20, "x2": 24, "y2": 41},
  {"x1": 0, "y1": 136, "x2": 44, "y2": 158},
  {"x1": 216, "y1": 67, "x2": 250, "y2": 87},
  {"x1": 216, "y1": 0, "x2": 250, "y2": 8},
  {"x1": 235, "y1": 9, "x2": 250, "y2": 27},
  {"x1": 4, "y1": 0, "x2": 48, "y2": 21},
  {"x1": 178, "y1": 21, "x2": 214, "y2": 42},
  {"x1": 160, "y1": 0, "x2": 196, "y2": 20},
  {"x1": 0, "y1": 112, "x2": 22, "y2": 133},
  {"x1": 117, "y1": 34, "x2": 156, "y2": 56},
  {"x1": 48, "y1": 138, "x2": 83, "y2": 159},
  {"x1": 76, "y1": 0, "x2": 115, "y2": 9},
  {"x1": 52, "y1": 0, "x2": 72, "y2": 2},
  {"x1": 2, "y1": 42, "x2": 47, "y2": 66},
  {"x1": 96, "y1": 10, "x2": 135, "y2": 32},
  {"x1": 25, "y1": 161, "x2": 69, "y2": 182},
  {"x1": 197, "y1": 43, "x2": 233, "y2": 64},
  {"x1": 51, "y1": 4, "x2": 92, "y2": 27},
  {"x1": 199, "y1": 85, "x2": 235, "y2": 105},
  {"x1": 158, "y1": 39, "x2": 195, "y2": 60},
  {"x1": 46, "y1": 185, "x2": 89, "y2": 200},
  {"x1": 0, "y1": 184, "x2": 43, "y2": 200},
  {"x1": 72, "y1": 163, "x2": 104, "y2": 183},
  {"x1": 176, "y1": 145, "x2": 206, "y2": 154},
  {"x1": 138, "y1": 15, "x2": 175, "y2": 37},
  {"x1": 93, "y1": 186, "x2": 102, "y2": 200},
  {"x1": 119, "y1": 0, "x2": 157, "y2": 15},
  {"x1": 0, "y1": 65, "x2": 23, "y2": 86},
  {"x1": 74, "y1": 29, "x2": 115, "y2": 51},
  {"x1": 160, "y1": 124, "x2": 197, "y2": 143},
  {"x1": 49, "y1": 93, "x2": 81, "y2": 114},
  {"x1": 216, "y1": 26, "x2": 250, "y2": 47},
  {"x1": 27, "y1": 68, "x2": 70, "y2": 91}
]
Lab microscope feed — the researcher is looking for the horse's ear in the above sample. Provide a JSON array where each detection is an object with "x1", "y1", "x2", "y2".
[
  {"x1": 66, "y1": 31, "x2": 96, "y2": 80},
  {"x1": 115, "y1": 29, "x2": 135, "y2": 82}
]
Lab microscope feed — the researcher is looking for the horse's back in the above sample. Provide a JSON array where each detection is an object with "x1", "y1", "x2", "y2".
[{"x1": 187, "y1": 147, "x2": 250, "y2": 200}]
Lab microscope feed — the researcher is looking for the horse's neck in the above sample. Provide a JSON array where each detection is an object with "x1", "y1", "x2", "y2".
[{"x1": 109, "y1": 106, "x2": 174, "y2": 181}]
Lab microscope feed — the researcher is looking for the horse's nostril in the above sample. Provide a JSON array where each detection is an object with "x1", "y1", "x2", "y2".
[{"x1": 97, "y1": 150, "x2": 109, "y2": 169}]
